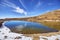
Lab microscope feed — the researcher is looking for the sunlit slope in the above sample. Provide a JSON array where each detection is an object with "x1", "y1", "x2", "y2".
[{"x1": 29, "y1": 10, "x2": 60, "y2": 20}]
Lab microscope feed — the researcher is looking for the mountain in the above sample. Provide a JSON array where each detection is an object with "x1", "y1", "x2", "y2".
[
  {"x1": 26, "y1": 10, "x2": 60, "y2": 22},
  {"x1": 0, "y1": 10, "x2": 60, "y2": 22}
]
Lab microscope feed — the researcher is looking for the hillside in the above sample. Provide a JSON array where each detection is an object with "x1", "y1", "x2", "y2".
[
  {"x1": 26, "y1": 10, "x2": 60, "y2": 22},
  {"x1": 39, "y1": 10, "x2": 60, "y2": 20}
]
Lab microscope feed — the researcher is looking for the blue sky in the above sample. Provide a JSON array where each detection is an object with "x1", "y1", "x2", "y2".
[{"x1": 0, "y1": 0, "x2": 60, "y2": 19}]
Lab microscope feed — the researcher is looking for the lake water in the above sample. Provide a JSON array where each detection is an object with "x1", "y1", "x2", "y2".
[{"x1": 4, "y1": 21, "x2": 58, "y2": 34}]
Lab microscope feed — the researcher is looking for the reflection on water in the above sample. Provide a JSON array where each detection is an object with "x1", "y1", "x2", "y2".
[
  {"x1": 40, "y1": 21, "x2": 60, "y2": 30},
  {"x1": 4, "y1": 21, "x2": 58, "y2": 34}
]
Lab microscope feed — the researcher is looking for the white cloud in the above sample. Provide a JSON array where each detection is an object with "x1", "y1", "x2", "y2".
[
  {"x1": 58, "y1": 9, "x2": 60, "y2": 10},
  {"x1": 13, "y1": 7, "x2": 27, "y2": 16},
  {"x1": 46, "y1": 10, "x2": 50, "y2": 12},
  {"x1": 1, "y1": 0, "x2": 27, "y2": 16}
]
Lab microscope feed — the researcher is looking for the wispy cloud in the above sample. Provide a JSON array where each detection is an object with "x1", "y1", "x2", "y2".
[
  {"x1": 19, "y1": 0, "x2": 27, "y2": 10},
  {"x1": 58, "y1": 9, "x2": 60, "y2": 10},
  {"x1": 45, "y1": 10, "x2": 51, "y2": 13},
  {"x1": 1, "y1": 0, "x2": 17, "y2": 8},
  {"x1": 35, "y1": 2, "x2": 41, "y2": 8},
  {"x1": 13, "y1": 7, "x2": 27, "y2": 16},
  {"x1": 47, "y1": 2, "x2": 57, "y2": 6},
  {"x1": 1, "y1": 0, "x2": 27, "y2": 16},
  {"x1": 34, "y1": 1, "x2": 41, "y2": 10}
]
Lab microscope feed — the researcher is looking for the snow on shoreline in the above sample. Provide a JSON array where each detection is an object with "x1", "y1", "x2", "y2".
[
  {"x1": 0, "y1": 22, "x2": 60, "y2": 40},
  {"x1": 0, "y1": 22, "x2": 33, "y2": 40}
]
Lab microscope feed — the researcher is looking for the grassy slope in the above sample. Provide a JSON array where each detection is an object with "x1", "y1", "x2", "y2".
[{"x1": 27, "y1": 10, "x2": 60, "y2": 21}]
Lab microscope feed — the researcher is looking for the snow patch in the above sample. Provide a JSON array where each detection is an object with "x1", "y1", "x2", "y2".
[{"x1": 0, "y1": 23, "x2": 33, "y2": 40}]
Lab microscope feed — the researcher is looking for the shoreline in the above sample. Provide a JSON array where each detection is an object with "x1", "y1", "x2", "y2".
[
  {"x1": 0, "y1": 25, "x2": 60, "y2": 40},
  {"x1": 0, "y1": 20, "x2": 60, "y2": 34},
  {"x1": 24, "y1": 31, "x2": 60, "y2": 37},
  {"x1": 0, "y1": 20, "x2": 60, "y2": 40}
]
